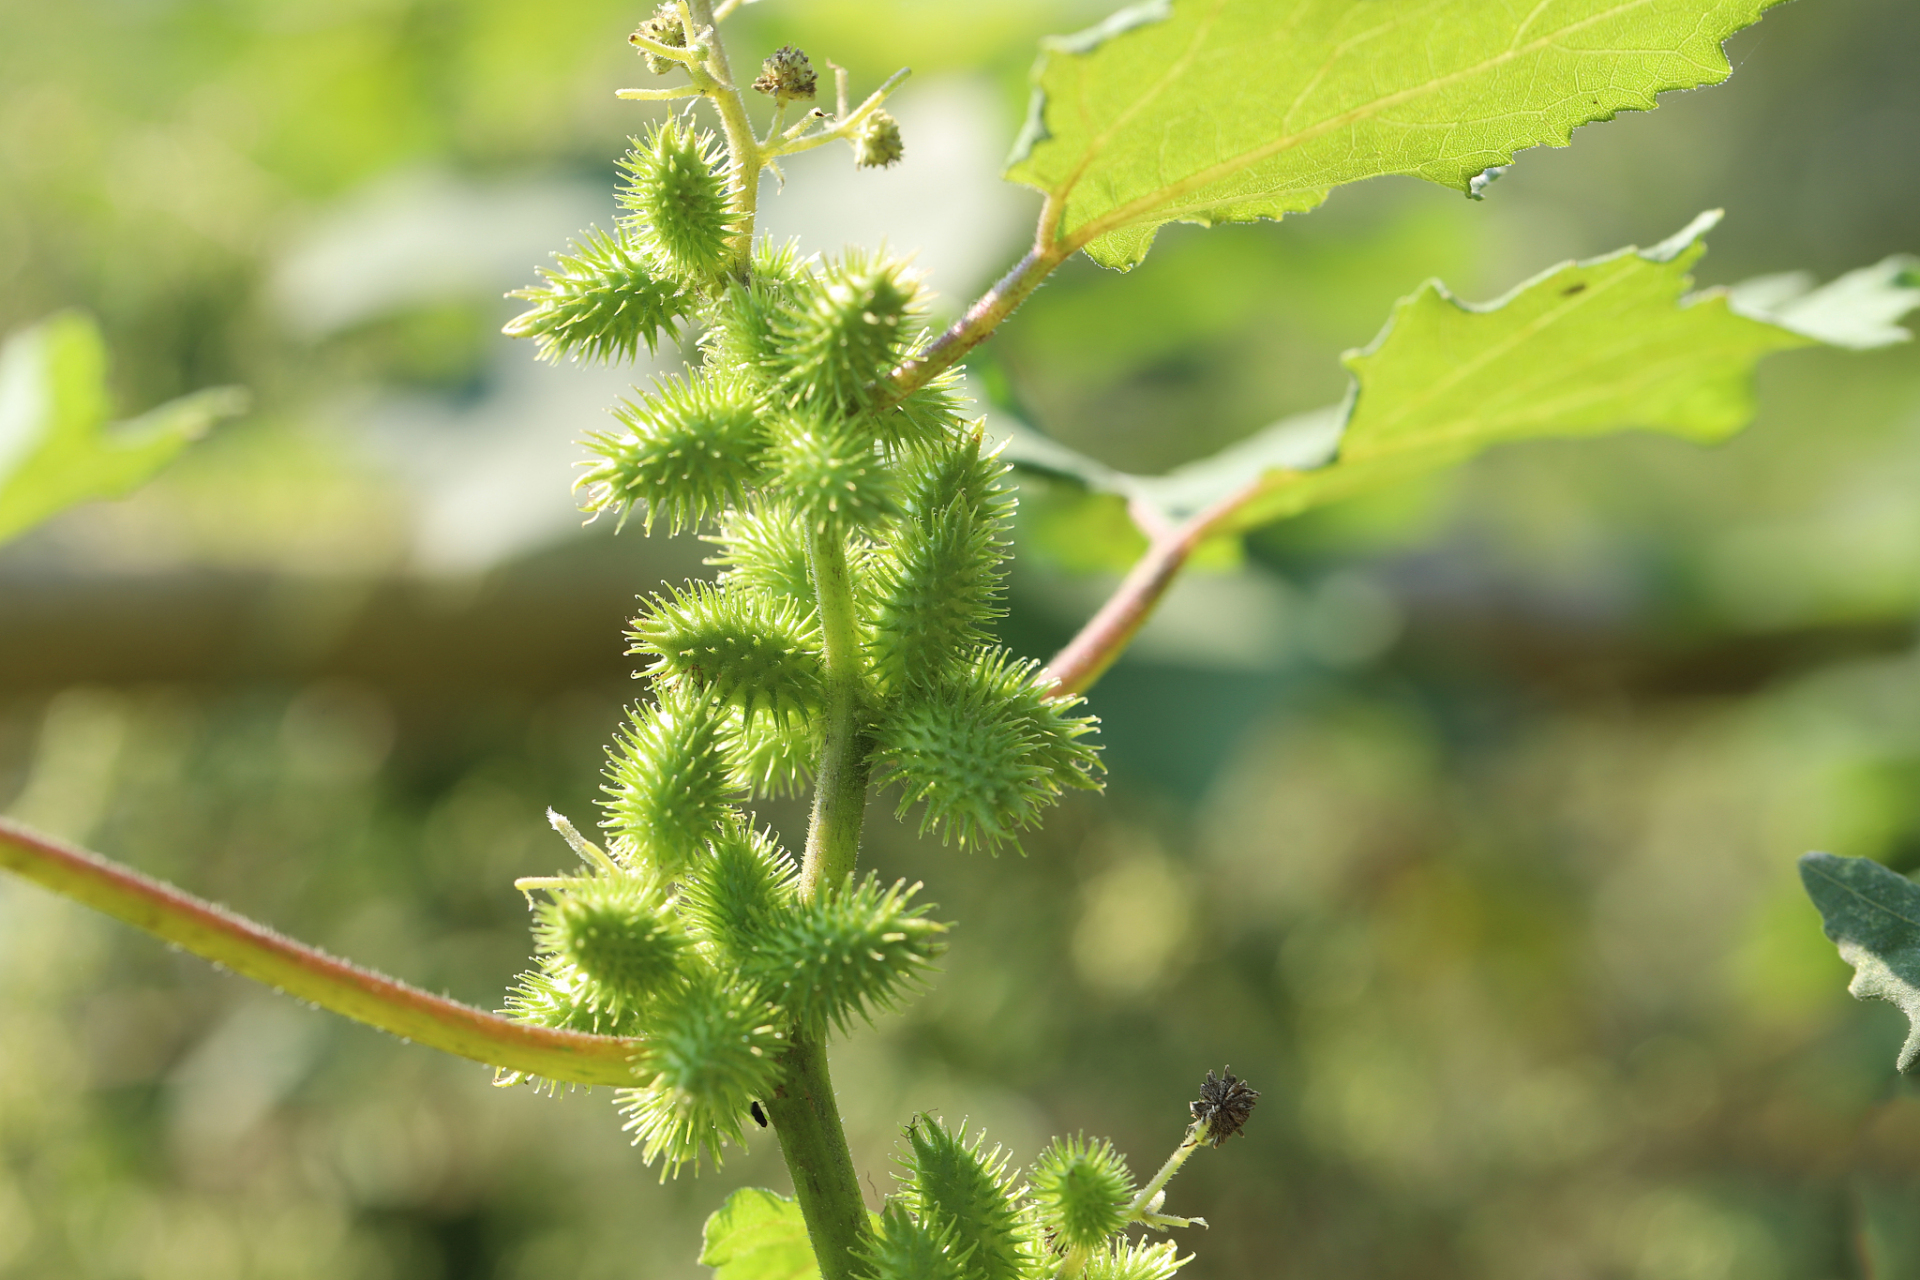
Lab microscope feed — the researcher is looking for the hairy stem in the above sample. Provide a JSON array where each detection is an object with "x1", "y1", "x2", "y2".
[
  {"x1": 764, "y1": 1032, "x2": 870, "y2": 1280},
  {"x1": 885, "y1": 224, "x2": 1072, "y2": 406},
  {"x1": 1046, "y1": 481, "x2": 1265, "y2": 696},
  {"x1": 0, "y1": 817, "x2": 643, "y2": 1085},
  {"x1": 761, "y1": 523, "x2": 876, "y2": 1277},
  {"x1": 1126, "y1": 1122, "x2": 1205, "y2": 1225},
  {"x1": 800, "y1": 525, "x2": 871, "y2": 897},
  {"x1": 681, "y1": 18, "x2": 871, "y2": 1269},
  {"x1": 687, "y1": 0, "x2": 760, "y2": 276}
]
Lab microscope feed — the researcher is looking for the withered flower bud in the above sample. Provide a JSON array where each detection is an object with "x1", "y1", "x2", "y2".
[{"x1": 1189, "y1": 1067, "x2": 1258, "y2": 1147}]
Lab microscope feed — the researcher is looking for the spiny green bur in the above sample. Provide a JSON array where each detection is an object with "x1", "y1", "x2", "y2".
[
  {"x1": 535, "y1": 876, "x2": 689, "y2": 1014},
  {"x1": 600, "y1": 692, "x2": 740, "y2": 875},
  {"x1": 503, "y1": 227, "x2": 688, "y2": 364},
  {"x1": 583, "y1": 373, "x2": 770, "y2": 532},
  {"x1": 1031, "y1": 1135, "x2": 1136, "y2": 1252},
  {"x1": 739, "y1": 874, "x2": 947, "y2": 1037},
  {"x1": 897, "y1": 1118, "x2": 1032, "y2": 1280},
  {"x1": 865, "y1": 1205, "x2": 968, "y2": 1280},
  {"x1": 618, "y1": 118, "x2": 737, "y2": 281}
]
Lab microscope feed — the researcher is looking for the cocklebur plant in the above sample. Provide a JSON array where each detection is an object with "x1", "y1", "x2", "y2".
[
  {"x1": 5, "y1": 1, "x2": 1920, "y2": 1278},
  {"x1": 497, "y1": 6, "x2": 1163, "y2": 1269}
]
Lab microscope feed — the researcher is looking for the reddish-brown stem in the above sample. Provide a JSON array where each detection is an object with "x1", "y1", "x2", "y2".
[
  {"x1": 1045, "y1": 481, "x2": 1267, "y2": 696},
  {"x1": 885, "y1": 219, "x2": 1074, "y2": 406},
  {"x1": 0, "y1": 816, "x2": 644, "y2": 1086}
]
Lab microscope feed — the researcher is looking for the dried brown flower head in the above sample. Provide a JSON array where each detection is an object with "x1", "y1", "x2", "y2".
[{"x1": 1189, "y1": 1067, "x2": 1258, "y2": 1147}]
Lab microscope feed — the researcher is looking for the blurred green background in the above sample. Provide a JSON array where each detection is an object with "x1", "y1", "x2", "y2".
[{"x1": 4, "y1": 0, "x2": 1920, "y2": 1276}]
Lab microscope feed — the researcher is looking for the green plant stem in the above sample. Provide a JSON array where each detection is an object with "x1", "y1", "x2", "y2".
[
  {"x1": 0, "y1": 816, "x2": 644, "y2": 1085},
  {"x1": 1126, "y1": 1122, "x2": 1206, "y2": 1228},
  {"x1": 799, "y1": 524, "x2": 870, "y2": 899},
  {"x1": 686, "y1": 0, "x2": 760, "y2": 277},
  {"x1": 682, "y1": 15, "x2": 871, "y2": 1269},
  {"x1": 762, "y1": 522, "x2": 877, "y2": 1279},
  {"x1": 763, "y1": 1031, "x2": 869, "y2": 1280}
]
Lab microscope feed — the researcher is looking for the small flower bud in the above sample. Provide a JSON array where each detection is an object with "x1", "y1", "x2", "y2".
[
  {"x1": 752, "y1": 45, "x2": 817, "y2": 104},
  {"x1": 854, "y1": 109, "x2": 904, "y2": 168},
  {"x1": 1189, "y1": 1068, "x2": 1259, "y2": 1147},
  {"x1": 630, "y1": 4, "x2": 687, "y2": 76}
]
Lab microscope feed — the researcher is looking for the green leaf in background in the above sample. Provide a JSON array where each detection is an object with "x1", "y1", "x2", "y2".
[
  {"x1": 0, "y1": 312, "x2": 247, "y2": 546},
  {"x1": 1006, "y1": 0, "x2": 1787, "y2": 269},
  {"x1": 699, "y1": 1188, "x2": 821, "y2": 1280},
  {"x1": 1798, "y1": 852, "x2": 1920, "y2": 1074},
  {"x1": 999, "y1": 215, "x2": 1920, "y2": 541}
]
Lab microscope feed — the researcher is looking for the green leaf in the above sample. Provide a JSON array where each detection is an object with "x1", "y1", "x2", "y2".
[
  {"x1": 1222, "y1": 210, "x2": 1813, "y2": 530},
  {"x1": 0, "y1": 312, "x2": 246, "y2": 545},
  {"x1": 1798, "y1": 852, "x2": 1920, "y2": 1074},
  {"x1": 998, "y1": 218, "x2": 1920, "y2": 537},
  {"x1": 1007, "y1": 0, "x2": 1787, "y2": 269},
  {"x1": 1727, "y1": 255, "x2": 1920, "y2": 350},
  {"x1": 700, "y1": 1188, "x2": 821, "y2": 1280}
]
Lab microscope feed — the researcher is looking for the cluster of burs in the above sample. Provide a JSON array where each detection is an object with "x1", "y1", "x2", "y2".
[{"x1": 495, "y1": 26, "x2": 1127, "y2": 1249}]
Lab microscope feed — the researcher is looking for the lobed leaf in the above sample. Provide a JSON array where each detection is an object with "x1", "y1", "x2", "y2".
[
  {"x1": 0, "y1": 312, "x2": 245, "y2": 546},
  {"x1": 1799, "y1": 852, "x2": 1920, "y2": 1074},
  {"x1": 700, "y1": 1188, "x2": 822, "y2": 1280},
  {"x1": 1001, "y1": 219, "x2": 1920, "y2": 538},
  {"x1": 1007, "y1": 0, "x2": 1789, "y2": 269}
]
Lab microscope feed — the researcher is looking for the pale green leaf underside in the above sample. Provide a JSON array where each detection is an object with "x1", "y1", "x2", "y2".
[
  {"x1": 996, "y1": 217, "x2": 1919, "y2": 535},
  {"x1": 1006, "y1": 0, "x2": 1788, "y2": 269},
  {"x1": 700, "y1": 1188, "x2": 822, "y2": 1280},
  {"x1": 1799, "y1": 852, "x2": 1920, "y2": 1074},
  {"x1": 0, "y1": 312, "x2": 246, "y2": 546}
]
